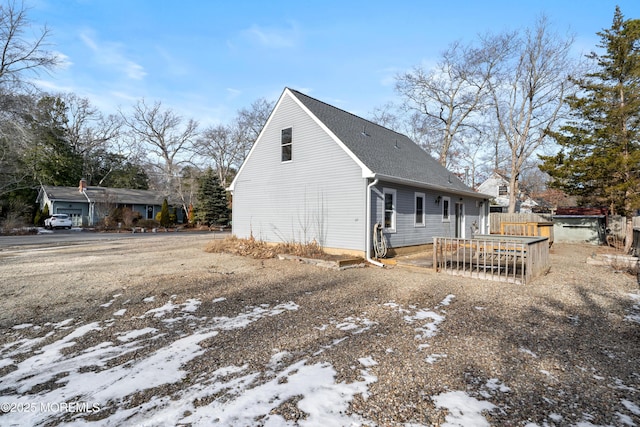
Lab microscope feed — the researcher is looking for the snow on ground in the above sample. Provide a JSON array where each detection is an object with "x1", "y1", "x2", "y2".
[
  {"x1": 432, "y1": 391, "x2": 496, "y2": 427},
  {"x1": 626, "y1": 292, "x2": 640, "y2": 325},
  {"x1": 0, "y1": 296, "x2": 380, "y2": 426},
  {"x1": 1, "y1": 291, "x2": 639, "y2": 426}
]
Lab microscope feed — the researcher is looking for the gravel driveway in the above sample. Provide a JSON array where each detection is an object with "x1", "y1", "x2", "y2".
[{"x1": 0, "y1": 234, "x2": 638, "y2": 426}]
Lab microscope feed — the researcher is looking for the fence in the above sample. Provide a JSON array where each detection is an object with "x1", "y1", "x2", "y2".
[
  {"x1": 490, "y1": 213, "x2": 552, "y2": 234},
  {"x1": 433, "y1": 235, "x2": 550, "y2": 285},
  {"x1": 493, "y1": 213, "x2": 640, "y2": 250}
]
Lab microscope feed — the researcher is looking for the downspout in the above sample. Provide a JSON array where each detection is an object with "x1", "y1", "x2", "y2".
[
  {"x1": 366, "y1": 178, "x2": 385, "y2": 267},
  {"x1": 81, "y1": 189, "x2": 93, "y2": 226}
]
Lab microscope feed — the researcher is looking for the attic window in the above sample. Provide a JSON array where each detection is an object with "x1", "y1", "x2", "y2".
[
  {"x1": 498, "y1": 185, "x2": 508, "y2": 196},
  {"x1": 281, "y1": 127, "x2": 292, "y2": 162}
]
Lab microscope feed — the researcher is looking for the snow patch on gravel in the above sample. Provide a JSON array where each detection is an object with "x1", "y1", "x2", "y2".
[
  {"x1": 432, "y1": 390, "x2": 496, "y2": 427},
  {"x1": 0, "y1": 297, "x2": 381, "y2": 426}
]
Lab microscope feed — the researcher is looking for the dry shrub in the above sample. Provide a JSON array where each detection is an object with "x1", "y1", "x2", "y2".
[
  {"x1": 205, "y1": 236, "x2": 332, "y2": 260},
  {"x1": 277, "y1": 240, "x2": 326, "y2": 259}
]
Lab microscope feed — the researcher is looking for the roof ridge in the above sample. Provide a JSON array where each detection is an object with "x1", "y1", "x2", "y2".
[{"x1": 286, "y1": 88, "x2": 408, "y2": 140}]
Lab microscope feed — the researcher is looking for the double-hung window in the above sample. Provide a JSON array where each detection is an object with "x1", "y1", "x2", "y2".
[
  {"x1": 415, "y1": 192, "x2": 425, "y2": 226},
  {"x1": 442, "y1": 196, "x2": 450, "y2": 222},
  {"x1": 281, "y1": 127, "x2": 292, "y2": 162},
  {"x1": 383, "y1": 188, "x2": 396, "y2": 232}
]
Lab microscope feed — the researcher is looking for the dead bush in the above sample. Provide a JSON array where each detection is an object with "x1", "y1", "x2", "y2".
[{"x1": 205, "y1": 236, "x2": 332, "y2": 260}]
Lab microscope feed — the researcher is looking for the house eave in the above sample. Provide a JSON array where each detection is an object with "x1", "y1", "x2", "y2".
[{"x1": 372, "y1": 173, "x2": 490, "y2": 199}]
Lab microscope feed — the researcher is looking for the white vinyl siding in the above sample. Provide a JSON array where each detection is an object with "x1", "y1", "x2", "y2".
[
  {"x1": 372, "y1": 183, "x2": 483, "y2": 247},
  {"x1": 232, "y1": 92, "x2": 366, "y2": 251}
]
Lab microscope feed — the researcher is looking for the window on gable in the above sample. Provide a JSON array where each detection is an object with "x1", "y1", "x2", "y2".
[
  {"x1": 442, "y1": 197, "x2": 450, "y2": 222},
  {"x1": 498, "y1": 185, "x2": 508, "y2": 196},
  {"x1": 383, "y1": 188, "x2": 396, "y2": 232},
  {"x1": 281, "y1": 127, "x2": 292, "y2": 162},
  {"x1": 415, "y1": 192, "x2": 425, "y2": 226}
]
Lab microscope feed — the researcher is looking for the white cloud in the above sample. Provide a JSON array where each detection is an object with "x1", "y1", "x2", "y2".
[
  {"x1": 155, "y1": 47, "x2": 189, "y2": 76},
  {"x1": 240, "y1": 21, "x2": 301, "y2": 49},
  {"x1": 30, "y1": 79, "x2": 74, "y2": 93},
  {"x1": 79, "y1": 31, "x2": 99, "y2": 51},
  {"x1": 79, "y1": 29, "x2": 147, "y2": 80},
  {"x1": 124, "y1": 61, "x2": 147, "y2": 80},
  {"x1": 52, "y1": 51, "x2": 72, "y2": 70},
  {"x1": 377, "y1": 66, "x2": 401, "y2": 87},
  {"x1": 226, "y1": 87, "x2": 242, "y2": 98},
  {"x1": 110, "y1": 90, "x2": 140, "y2": 104}
]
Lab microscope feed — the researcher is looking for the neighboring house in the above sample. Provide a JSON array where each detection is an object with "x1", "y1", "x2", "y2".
[
  {"x1": 36, "y1": 180, "x2": 178, "y2": 226},
  {"x1": 476, "y1": 171, "x2": 538, "y2": 213},
  {"x1": 228, "y1": 88, "x2": 490, "y2": 260}
]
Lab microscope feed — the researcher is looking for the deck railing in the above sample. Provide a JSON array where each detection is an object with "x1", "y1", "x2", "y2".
[{"x1": 433, "y1": 235, "x2": 550, "y2": 284}]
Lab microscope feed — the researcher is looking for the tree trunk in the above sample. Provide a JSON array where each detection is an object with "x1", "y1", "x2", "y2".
[
  {"x1": 508, "y1": 175, "x2": 518, "y2": 213},
  {"x1": 624, "y1": 216, "x2": 633, "y2": 254}
]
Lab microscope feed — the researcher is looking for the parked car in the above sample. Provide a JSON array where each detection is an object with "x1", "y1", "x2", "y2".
[{"x1": 44, "y1": 214, "x2": 73, "y2": 229}]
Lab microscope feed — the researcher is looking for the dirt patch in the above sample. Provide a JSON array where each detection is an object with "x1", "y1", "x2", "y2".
[{"x1": 0, "y1": 236, "x2": 638, "y2": 426}]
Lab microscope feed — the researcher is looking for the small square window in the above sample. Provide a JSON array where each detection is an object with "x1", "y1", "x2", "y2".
[
  {"x1": 281, "y1": 127, "x2": 292, "y2": 162},
  {"x1": 498, "y1": 185, "x2": 508, "y2": 196}
]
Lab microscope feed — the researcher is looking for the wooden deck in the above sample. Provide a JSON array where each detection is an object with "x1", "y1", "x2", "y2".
[{"x1": 433, "y1": 235, "x2": 550, "y2": 284}]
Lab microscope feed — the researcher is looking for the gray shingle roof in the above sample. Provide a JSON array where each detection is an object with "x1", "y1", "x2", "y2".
[
  {"x1": 289, "y1": 88, "x2": 479, "y2": 196},
  {"x1": 41, "y1": 186, "x2": 168, "y2": 205}
]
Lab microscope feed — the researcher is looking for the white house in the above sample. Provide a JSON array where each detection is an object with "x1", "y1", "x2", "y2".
[
  {"x1": 476, "y1": 172, "x2": 538, "y2": 213},
  {"x1": 228, "y1": 88, "x2": 490, "y2": 262}
]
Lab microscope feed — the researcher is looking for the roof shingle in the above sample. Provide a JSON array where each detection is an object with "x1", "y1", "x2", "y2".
[{"x1": 289, "y1": 88, "x2": 479, "y2": 196}]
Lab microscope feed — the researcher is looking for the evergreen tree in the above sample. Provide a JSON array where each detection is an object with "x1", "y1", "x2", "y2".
[
  {"x1": 196, "y1": 168, "x2": 229, "y2": 226},
  {"x1": 540, "y1": 7, "x2": 640, "y2": 223},
  {"x1": 85, "y1": 149, "x2": 149, "y2": 189},
  {"x1": 159, "y1": 198, "x2": 170, "y2": 227},
  {"x1": 34, "y1": 209, "x2": 41, "y2": 226},
  {"x1": 28, "y1": 96, "x2": 84, "y2": 186}
]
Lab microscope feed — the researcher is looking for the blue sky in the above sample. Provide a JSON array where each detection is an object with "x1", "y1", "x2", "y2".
[{"x1": 27, "y1": 0, "x2": 640, "y2": 126}]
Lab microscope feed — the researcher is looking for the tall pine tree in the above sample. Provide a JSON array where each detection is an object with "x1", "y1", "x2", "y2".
[
  {"x1": 196, "y1": 168, "x2": 229, "y2": 226},
  {"x1": 540, "y1": 6, "x2": 640, "y2": 249}
]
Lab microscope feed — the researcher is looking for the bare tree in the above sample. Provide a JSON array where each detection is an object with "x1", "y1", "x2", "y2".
[
  {"x1": 235, "y1": 97, "x2": 274, "y2": 143},
  {"x1": 395, "y1": 39, "x2": 503, "y2": 167},
  {"x1": 0, "y1": 0, "x2": 59, "y2": 89},
  {"x1": 194, "y1": 97, "x2": 274, "y2": 188},
  {"x1": 121, "y1": 99, "x2": 198, "y2": 196},
  {"x1": 59, "y1": 93, "x2": 123, "y2": 184},
  {"x1": 0, "y1": 92, "x2": 34, "y2": 196},
  {"x1": 0, "y1": 1, "x2": 59, "y2": 197},
  {"x1": 487, "y1": 15, "x2": 576, "y2": 212},
  {"x1": 195, "y1": 124, "x2": 241, "y2": 188},
  {"x1": 369, "y1": 102, "x2": 433, "y2": 150}
]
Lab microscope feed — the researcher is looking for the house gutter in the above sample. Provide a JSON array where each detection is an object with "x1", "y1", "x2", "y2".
[
  {"x1": 372, "y1": 173, "x2": 491, "y2": 199},
  {"x1": 365, "y1": 178, "x2": 385, "y2": 268}
]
